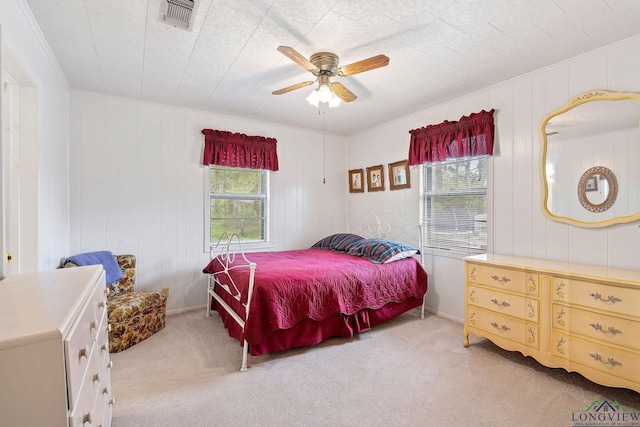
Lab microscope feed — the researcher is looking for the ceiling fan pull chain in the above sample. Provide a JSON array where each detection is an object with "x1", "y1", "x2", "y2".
[{"x1": 323, "y1": 110, "x2": 326, "y2": 184}]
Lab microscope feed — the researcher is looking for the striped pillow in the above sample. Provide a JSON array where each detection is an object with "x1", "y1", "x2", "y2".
[
  {"x1": 346, "y1": 238, "x2": 419, "y2": 264},
  {"x1": 311, "y1": 233, "x2": 364, "y2": 252}
]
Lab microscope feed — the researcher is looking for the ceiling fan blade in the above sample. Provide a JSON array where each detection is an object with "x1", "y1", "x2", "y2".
[
  {"x1": 277, "y1": 46, "x2": 317, "y2": 72},
  {"x1": 272, "y1": 81, "x2": 315, "y2": 95},
  {"x1": 330, "y1": 82, "x2": 357, "y2": 102},
  {"x1": 337, "y1": 54, "x2": 390, "y2": 76}
]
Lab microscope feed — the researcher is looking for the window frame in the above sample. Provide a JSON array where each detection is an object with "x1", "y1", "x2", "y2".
[
  {"x1": 204, "y1": 165, "x2": 272, "y2": 252},
  {"x1": 420, "y1": 155, "x2": 489, "y2": 258}
]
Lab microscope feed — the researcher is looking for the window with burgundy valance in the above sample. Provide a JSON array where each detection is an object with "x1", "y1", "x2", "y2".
[
  {"x1": 408, "y1": 109, "x2": 495, "y2": 165},
  {"x1": 201, "y1": 129, "x2": 279, "y2": 171},
  {"x1": 409, "y1": 110, "x2": 495, "y2": 255},
  {"x1": 202, "y1": 129, "x2": 278, "y2": 246}
]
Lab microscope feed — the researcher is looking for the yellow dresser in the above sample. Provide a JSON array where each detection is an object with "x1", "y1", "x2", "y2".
[{"x1": 464, "y1": 253, "x2": 640, "y2": 393}]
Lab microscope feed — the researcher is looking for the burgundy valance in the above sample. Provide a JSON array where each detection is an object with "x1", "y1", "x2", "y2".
[
  {"x1": 202, "y1": 129, "x2": 279, "y2": 171},
  {"x1": 408, "y1": 109, "x2": 495, "y2": 165}
]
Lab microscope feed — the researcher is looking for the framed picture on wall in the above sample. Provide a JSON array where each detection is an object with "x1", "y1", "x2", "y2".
[
  {"x1": 348, "y1": 169, "x2": 364, "y2": 193},
  {"x1": 366, "y1": 164, "x2": 385, "y2": 192},
  {"x1": 586, "y1": 175, "x2": 598, "y2": 192},
  {"x1": 388, "y1": 160, "x2": 410, "y2": 190}
]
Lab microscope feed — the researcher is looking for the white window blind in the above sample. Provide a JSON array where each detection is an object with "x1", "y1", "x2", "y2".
[{"x1": 421, "y1": 156, "x2": 488, "y2": 254}]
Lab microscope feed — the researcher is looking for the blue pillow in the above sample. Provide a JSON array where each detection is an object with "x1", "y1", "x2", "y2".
[
  {"x1": 311, "y1": 233, "x2": 364, "y2": 252},
  {"x1": 346, "y1": 238, "x2": 419, "y2": 264}
]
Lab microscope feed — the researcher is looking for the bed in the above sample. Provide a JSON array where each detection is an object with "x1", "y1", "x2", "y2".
[{"x1": 203, "y1": 213, "x2": 428, "y2": 371}]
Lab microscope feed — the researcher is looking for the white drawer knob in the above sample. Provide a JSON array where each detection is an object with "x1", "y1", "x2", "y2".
[
  {"x1": 109, "y1": 397, "x2": 116, "y2": 406},
  {"x1": 82, "y1": 412, "x2": 92, "y2": 425},
  {"x1": 93, "y1": 372, "x2": 100, "y2": 383},
  {"x1": 101, "y1": 343, "x2": 107, "y2": 353},
  {"x1": 79, "y1": 345, "x2": 90, "y2": 359},
  {"x1": 98, "y1": 300, "x2": 105, "y2": 308},
  {"x1": 103, "y1": 386, "x2": 110, "y2": 395},
  {"x1": 107, "y1": 360, "x2": 113, "y2": 369},
  {"x1": 89, "y1": 320, "x2": 97, "y2": 332}
]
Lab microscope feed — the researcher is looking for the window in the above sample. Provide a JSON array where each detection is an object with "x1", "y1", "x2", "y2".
[
  {"x1": 421, "y1": 156, "x2": 487, "y2": 255},
  {"x1": 208, "y1": 166, "x2": 269, "y2": 244}
]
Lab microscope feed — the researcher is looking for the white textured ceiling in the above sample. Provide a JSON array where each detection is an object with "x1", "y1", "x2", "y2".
[{"x1": 25, "y1": 0, "x2": 640, "y2": 135}]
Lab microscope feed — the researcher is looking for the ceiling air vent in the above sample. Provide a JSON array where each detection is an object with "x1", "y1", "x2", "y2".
[{"x1": 161, "y1": 0, "x2": 199, "y2": 31}]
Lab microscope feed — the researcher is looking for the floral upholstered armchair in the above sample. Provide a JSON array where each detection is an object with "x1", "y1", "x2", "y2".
[{"x1": 64, "y1": 254, "x2": 169, "y2": 353}]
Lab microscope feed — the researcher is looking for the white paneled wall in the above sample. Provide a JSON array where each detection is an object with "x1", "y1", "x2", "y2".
[
  {"x1": 69, "y1": 92, "x2": 347, "y2": 312},
  {"x1": 347, "y1": 34, "x2": 640, "y2": 322}
]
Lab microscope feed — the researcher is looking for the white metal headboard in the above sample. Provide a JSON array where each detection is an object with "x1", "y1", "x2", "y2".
[{"x1": 347, "y1": 211, "x2": 423, "y2": 249}]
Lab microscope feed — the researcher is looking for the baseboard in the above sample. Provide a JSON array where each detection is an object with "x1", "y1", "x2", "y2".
[
  {"x1": 166, "y1": 304, "x2": 206, "y2": 316},
  {"x1": 424, "y1": 307, "x2": 464, "y2": 324}
]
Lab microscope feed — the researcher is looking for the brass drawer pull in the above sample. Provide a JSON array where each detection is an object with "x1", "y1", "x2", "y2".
[
  {"x1": 490, "y1": 322, "x2": 510, "y2": 332},
  {"x1": 589, "y1": 292, "x2": 621, "y2": 304},
  {"x1": 589, "y1": 323, "x2": 622, "y2": 335},
  {"x1": 491, "y1": 275, "x2": 511, "y2": 284},
  {"x1": 589, "y1": 352, "x2": 622, "y2": 367},
  {"x1": 491, "y1": 298, "x2": 510, "y2": 308}
]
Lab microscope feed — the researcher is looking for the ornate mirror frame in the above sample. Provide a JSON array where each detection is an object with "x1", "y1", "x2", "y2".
[
  {"x1": 540, "y1": 90, "x2": 640, "y2": 228},
  {"x1": 576, "y1": 166, "x2": 618, "y2": 213}
]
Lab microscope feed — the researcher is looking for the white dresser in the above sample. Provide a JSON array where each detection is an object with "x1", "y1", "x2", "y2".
[
  {"x1": 0, "y1": 266, "x2": 114, "y2": 426},
  {"x1": 464, "y1": 253, "x2": 640, "y2": 393}
]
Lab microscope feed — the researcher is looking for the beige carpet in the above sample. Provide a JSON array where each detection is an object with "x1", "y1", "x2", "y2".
[{"x1": 110, "y1": 309, "x2": 639, "y2": 427}]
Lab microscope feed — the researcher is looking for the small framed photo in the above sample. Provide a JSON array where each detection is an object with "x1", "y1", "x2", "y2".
[
  {"x1": 348, "y1": 169, "x2": 364, "y2": 193},
  {"x1": 388, "y1": 160, "x2": 410, "y2": 190},
  {"x1": 586, "y1": 175, "x2": 598, "y2": 192},
  {"x1": 366, "y1": 164, "x2": 385, "y2": 192}
]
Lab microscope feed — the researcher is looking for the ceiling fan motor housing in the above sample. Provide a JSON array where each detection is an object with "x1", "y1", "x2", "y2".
[{"x1": 310, "y1": 52, "x2": 339, "y2": 76}]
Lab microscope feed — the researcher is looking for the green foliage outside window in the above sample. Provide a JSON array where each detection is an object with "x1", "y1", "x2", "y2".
[{"x1": 210, "y1": 167, "x2": 267, "y2": 242}]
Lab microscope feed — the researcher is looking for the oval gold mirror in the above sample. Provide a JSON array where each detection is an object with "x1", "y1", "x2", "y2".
[
  {"x1": 577, "y1": 166, "x2": 617, "y2": 213},
  {"x1": 541, "y1": 90, "x2": 640, "y2": 228}
]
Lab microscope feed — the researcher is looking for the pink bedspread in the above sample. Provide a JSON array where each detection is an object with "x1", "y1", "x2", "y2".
[{"x1": 203, "y1": 248, "x2": 428, "y2": 345}]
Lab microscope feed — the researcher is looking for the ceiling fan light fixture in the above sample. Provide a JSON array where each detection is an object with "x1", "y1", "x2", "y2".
[
  {"x1": 306, "y1": 89, "x2": 320, "y2": 107},
  {"x1": 328, "y1": 92, "x2": 341, "y2": 108},
  {"x1": 307, "y1": 81, "x2": 340, "y2": 109},
  {"x1": 317, "y1": 84, "x2": 333, "y2": 103}
]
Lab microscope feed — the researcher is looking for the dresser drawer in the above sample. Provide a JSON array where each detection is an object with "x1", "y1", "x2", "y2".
[
  {"x1": 553, "y1": 278, "x2": 640, "y2": 318},
  {"x1": 467, "y1": 308, "x2": 539, "y2": 349},
  {"x1": 467, "y1": 263, "x2": 539, "y2": 296},
  {"x1": 97, "y1": 375, "x2": 114, "y2": 427},
  {"x1": 69, "y1": 395, "x2": 101, "y2": 427},
  {"x1": 97, "y1": 313, "x2": 110, "y2": 368},
  {"x1": 65, "y1": 288, "x2": 102, "y2": 407},
  {"x1": 70, "y1": 338, "x2": 109, "y2": 427},
  {"x1": 94, "y1": 287, "x2": 108, "y2": 328},
  {"x1": 552, "y1": 304, "x2": 640, "y2": 352},
  {"x1": 69, "y1": 350, "x2": 99, "y2": 427},
  {"x1": 552, "y1": 332, "x2": 640, "y2": 385},
  {"x1": 468, "y1": 285, "x2": 539, "y2": 323}
]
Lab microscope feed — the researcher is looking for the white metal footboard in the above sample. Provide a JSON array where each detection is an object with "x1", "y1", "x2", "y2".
[{"x1": 205, "y1": 233, "x2": 256, "y2": 371}]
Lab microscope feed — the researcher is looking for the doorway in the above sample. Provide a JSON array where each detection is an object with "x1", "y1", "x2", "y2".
[{"x1": 1, "y1": 47, "x2": 39, "y2": 277}]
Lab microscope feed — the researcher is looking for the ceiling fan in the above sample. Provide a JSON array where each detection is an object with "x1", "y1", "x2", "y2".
[{"x1": 272, "y1": 46, "x2": 390, "y2": 106}]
